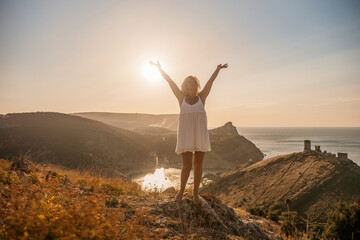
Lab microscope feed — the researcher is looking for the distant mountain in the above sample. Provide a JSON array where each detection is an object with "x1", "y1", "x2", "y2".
[
  {"x1": 128, "y1": 121, "x2": 265, "y2": 170},
  {"x1": 0, "y1": 112, "x2": 155, "y2": 178},
  {"x1": 71, "y1": 112, "x2": 179, "y2": 131},
  {"x1": 67, "y1": 112, "x2": 265, "y2": 169},
  {"x1": 200, "y1": 149, "x2": 360, "y2": 222},
  {"x1": 0, "y1": 112, "x2": 265, "y2": 177}
]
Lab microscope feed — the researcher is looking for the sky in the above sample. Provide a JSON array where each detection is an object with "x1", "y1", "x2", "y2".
[{"x1": 1, "y1": 0, "x2": 360, "y2": 127}]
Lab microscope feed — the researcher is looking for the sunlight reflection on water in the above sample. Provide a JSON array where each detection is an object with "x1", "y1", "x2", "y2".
[{"x1": 134, "y1": 167, "x2": 216, "y2": 192}]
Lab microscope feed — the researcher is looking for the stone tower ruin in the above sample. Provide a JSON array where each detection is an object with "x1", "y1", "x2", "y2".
[
  {"x1": 337, "y1": 152, "x2": 348, "y2": 161},
  {"x1": 304, "y1": 140, "x2": 311, "y2": 152},
  {"x1": 315, "y1": 145, "x2": 321, "y2": 152}
]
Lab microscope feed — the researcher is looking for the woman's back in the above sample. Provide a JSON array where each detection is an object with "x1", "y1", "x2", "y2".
[
  {"x1": 175, "y1": 95, "x2": 211, "y2": 154},
  {"x1": 180, "y1": 95, "x2": 206, "y2": 114}
]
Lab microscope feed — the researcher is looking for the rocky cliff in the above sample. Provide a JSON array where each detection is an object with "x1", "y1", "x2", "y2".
[{"x1": 143, "y1": 121, "x2": 265, "y2": 170}]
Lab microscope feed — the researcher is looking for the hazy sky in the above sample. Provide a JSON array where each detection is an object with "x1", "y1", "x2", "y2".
[{"x1": 1, "y1": 0, "x2": 359, "y2": 127}]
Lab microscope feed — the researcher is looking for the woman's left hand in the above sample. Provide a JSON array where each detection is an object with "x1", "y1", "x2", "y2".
[
  {"x1": 217, "y1": 63, "x2": 228, "y2": 70},
  {"x1": 149, "y1": 60, "x2": 162, "y2": 69}
]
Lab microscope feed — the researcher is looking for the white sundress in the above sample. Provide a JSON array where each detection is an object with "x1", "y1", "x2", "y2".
[{"x1": 175, "y1": 95, "x2": 211, "y2": 155}]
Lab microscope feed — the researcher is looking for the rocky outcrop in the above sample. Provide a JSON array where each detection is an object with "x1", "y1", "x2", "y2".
[
  {"x1": 148, "y1": 193, "x2": 282, "y2": 240},
  {"x1": 149, "y1": 121, "x2": 265, "y2": 170},
  {"x1": 210, "y1": 121, "x2": 239, "y2": 136},
  {"x1": 10, "y1": 155, "x2": 39, "y2": 173},
  {"x1": 204, "y1": 122, "x2": 265, "y2": 169}
]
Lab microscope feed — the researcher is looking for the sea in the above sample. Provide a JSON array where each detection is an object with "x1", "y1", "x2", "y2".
[
  {"x1": 236, "y1": 127, "x2": 360, "y2": 167},
  {"x1": 134, "y1": 127, "x2": 360, "y2": 191}
]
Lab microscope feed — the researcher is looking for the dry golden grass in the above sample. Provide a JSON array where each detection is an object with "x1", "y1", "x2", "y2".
[
  {"x1": 1, "y1": 157, "x2": 314, "y2": 240},
  {"x1": 233, "y1": 207, "x2": 247, "y2": 219},
  {"x1": 0, "y1": 159, "x2": 165, "y2": 240},
  {"x1": 0, "y1": 158, "x2": 11, "y2": 169},
  {"x1": 233, "y1": 206, "x2": 312, "y2": 240}
]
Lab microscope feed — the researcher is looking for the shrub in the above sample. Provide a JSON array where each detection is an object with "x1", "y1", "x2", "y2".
[
  {"x1": 281, "y1": 219, "x2": 296, "y2": 238},
  {"x1": 309, "y1": 223, "x2": 324, "y2": 240},
  {"x1": 325, "y1": 201, "x2": 360, "y2": 240},
  {"x1": 76, "y1": 178, "x2": 88, "y2": 187},
  {"x1": 0, "y1": 170, "x2": 12, "y2": 185},
  {"x1": 269, "y1": 201, "x2": 284, "y2": 211},
  {"x1": 280, "y1": 211, "x2": 306, "y2": 237},
  {"x1": 101, "y1": 183, "x2": 123, "y2": 196},
  {"x1": 247, "y1": 200, "x2": 285, "y2": 221},
  {"x1": 267, "y1": 212, "x2": 280, "y2": 222},
  {"x1": 28, "y1": 172, "x2": 40, "y2": 184},
  {"x1": 248, "y1": 206, "x2": 266, "y2": 217},
  {"x1": 105, "y1": 196, "x2": 119, "y2": 208}
]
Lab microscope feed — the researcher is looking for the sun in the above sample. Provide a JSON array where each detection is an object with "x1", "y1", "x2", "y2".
[{"x1": 141, "y1": 60, "x2": 162, "y2": 83}]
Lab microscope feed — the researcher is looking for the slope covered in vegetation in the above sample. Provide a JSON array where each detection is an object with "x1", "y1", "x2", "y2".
[{"x1": 0, "y1": 157, "x2": 282, "y2": 240}]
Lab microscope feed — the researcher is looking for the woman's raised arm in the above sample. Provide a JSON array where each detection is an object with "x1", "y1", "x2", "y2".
[
  {"x1": 150, "y1": 60, "x2": 184, "y2": 103},
  {"x1": 199, "y1": 63, "x2": 228, "y2": 99}
]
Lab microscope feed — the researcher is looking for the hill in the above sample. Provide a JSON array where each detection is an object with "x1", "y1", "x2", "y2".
[
  {"x1": 0, "y1": 112, "x2": 155, "y2": 178},
  {"x1": 71, "y1": 112, "x2": 265, "y2": 168},
  {"x1": 73, "y1": 112, "x2": 265, "y2": 169},
  {"x1": 71, "y1": 112, "x2": 179, "y2": 132},
  {"x1": 200, "y1": 147, "x2": 360, "y2": 223},
  {"x1": 207, "y1": 122, "x2": 264, "y2": 169},
  {"x1": 130, "y1": 121, "x2": 264, "y2": 170},
  {"x1": 0, "y1": 112, "x2": 264, "y2": 173},
  {"x1": 0, "y1": 157, "x2": 282, "y2": 240}
]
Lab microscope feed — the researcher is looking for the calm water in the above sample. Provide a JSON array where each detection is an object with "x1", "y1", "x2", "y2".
[
  {"x1": 236, "y1": 127, "x2": 360, "y2": 166},
  {"x1": 134, "y1": 127, "x2": 360, "y2": 191}
]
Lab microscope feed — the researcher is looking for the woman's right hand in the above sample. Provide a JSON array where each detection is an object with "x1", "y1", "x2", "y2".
[
  {"x1": 217, "y1": 63, "x2": 228, "y2": 70},
  {"x1": 149, "y1": 60, "x2": 161, "y2": 69}
]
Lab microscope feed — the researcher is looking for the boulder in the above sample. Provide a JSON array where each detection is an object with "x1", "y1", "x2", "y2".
[{"x1": 149, "y1": 193, "x2": 282, "y2": 239}]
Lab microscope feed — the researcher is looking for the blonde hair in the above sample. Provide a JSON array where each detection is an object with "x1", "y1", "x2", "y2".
[{"x1": 181, "y1": 75, "x2": 201, "y2": 95}]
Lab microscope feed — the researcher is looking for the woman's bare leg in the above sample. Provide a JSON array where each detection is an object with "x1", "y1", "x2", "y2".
[
  {"x1": 175, "y1": 151, "x2": 193, "y2": 202},
  {"x1": 193, "y1": 151, "x2": 205, "y2": 204}
]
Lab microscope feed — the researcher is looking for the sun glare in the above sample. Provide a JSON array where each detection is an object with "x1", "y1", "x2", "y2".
[{"x1": 142, "y1": 61, "x2": 162, "y2": 83}]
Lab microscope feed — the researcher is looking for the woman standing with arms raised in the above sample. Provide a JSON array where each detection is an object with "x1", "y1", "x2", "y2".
[{"x1": 150, "y1": 60, "x2": 228, "y2": 204}]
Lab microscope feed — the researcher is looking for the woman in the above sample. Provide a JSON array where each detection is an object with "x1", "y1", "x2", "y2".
[{"x1": 150, "y1": 60, "x2": 228, "y2": 204}]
